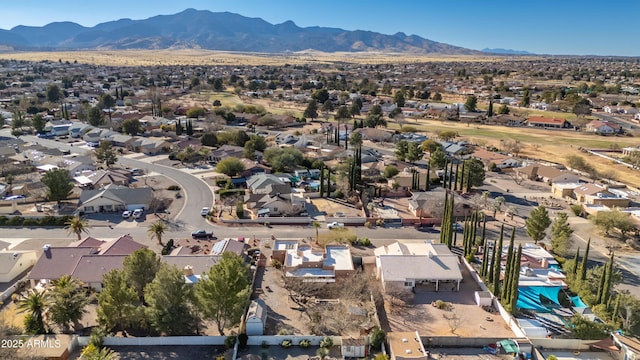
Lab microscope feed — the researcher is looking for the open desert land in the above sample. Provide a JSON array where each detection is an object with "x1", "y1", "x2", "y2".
[{"x1": 0, "y1": 49, "x2": 525, "y2": 66}]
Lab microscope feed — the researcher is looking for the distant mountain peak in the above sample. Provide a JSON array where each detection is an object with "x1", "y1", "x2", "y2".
[
  {"x1": 482, "y1": 48, "x2": 534, "y2": 55},
  {"x1": 0, "y1": 10, "x2": 482, "y2": 55}
]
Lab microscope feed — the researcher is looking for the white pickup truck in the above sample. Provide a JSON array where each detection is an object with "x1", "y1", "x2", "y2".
[{"x1": 327, "y1": 221, "x2": 345, "y2": 229}]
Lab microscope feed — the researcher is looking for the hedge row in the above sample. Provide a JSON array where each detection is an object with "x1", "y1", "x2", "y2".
[{"x1": 0, "y1": 215, "x2": 74, "y2": 227}]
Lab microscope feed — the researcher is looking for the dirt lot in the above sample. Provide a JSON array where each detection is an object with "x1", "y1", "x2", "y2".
[
  {"x1": 311, "y1": 198, "x2": 362, "y2": 218},
  {"x1": 255, "y1": 247, "x2": 375, "y2": 338},
  {"x1": 380, "y1": 264, "x2": 515, "y2": 339}
]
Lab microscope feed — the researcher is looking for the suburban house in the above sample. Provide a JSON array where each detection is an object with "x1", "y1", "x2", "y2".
[
  {"x1": 73, "y1": 169, "x2": 131, "y2": 188},
  {"x1": 162, "y1": 255, "x2": 222, "y2": 284},
  {"x1": 130, "y1": 138, "x2": 172, "y2": 155},
  {"x1": 390, "y1": 170, "x2": 430, "y2": 191},
  {"x1": 515, "y1": 164, "x2": 580, "y2": 184},
  {"x1": 387, "y1": 331, "x2": 428, "y2": 360},
  {"x1": 78, "y1": 184, "x2": 153, "y2": 213},
  {"x1": 209, "y1": 145, "x2": 245, "y2": 162},
  {"x1": 585, "y1": 120, "x2": 622, "y2": 135},
  {"x1": 526, "y1": 116, "x2": 572, "y2": 129},
  {"x1": 572, "y1": 183, "x2": 630, "y2": 207},
  {"x1": 407, "y1": 188, "x2": 472, "y2": 221},
  {"x1": 28, "y1": 235, "x2": 146, "y2": 290},
  {"x1": 239, "y1": 158, "x2": 271, "y2": 178},
  {"x1": 0, "y1": 250, "x2": 38, "y2": 283},
  {"x1": 271, "y1": 239, "x2": 354, "y2": 282},
  {"x1": 245, "y1": 299, "x2": 268, "y2": 336},
  {"x1": 374, "y1": 240, "x2": 462, "y2": 292},
  {"x1": 244, "y1": 173, "x2": 303, "y2": 216},
  {"x1": 471, "y1": 148, "x2": 519, "y2": 169}
]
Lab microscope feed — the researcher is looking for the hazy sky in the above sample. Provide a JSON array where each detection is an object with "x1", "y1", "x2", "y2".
[{"x1": 1, "y1": 0, "x2": 637, "y2": 56}]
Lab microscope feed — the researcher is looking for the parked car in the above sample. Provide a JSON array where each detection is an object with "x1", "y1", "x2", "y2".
[
  {"x1": 452, "y1": 223, "x2": 463, "y2": 232},
  {"x1": 327, "y1": 221, "x2": 345, "y2": 229},
  {"x1": 122, "y1": 210, "x2": 132, "y2": 219},
  {"x1": 201, "y1": 207, "x2": 210, "y2": 216},
  {"x1": 191, "y1": 229, "x2": 213, "y2": 239},
  {"x1": 132, "y1": 208, "x2": 144, "y2": 219}
]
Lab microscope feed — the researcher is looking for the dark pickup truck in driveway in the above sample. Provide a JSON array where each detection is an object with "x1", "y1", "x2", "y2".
[{"x1": 191, "y1": 230, "x2": 213, "y2": 239}]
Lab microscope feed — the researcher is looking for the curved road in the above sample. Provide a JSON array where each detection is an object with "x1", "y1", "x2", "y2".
[{"x1": 21, "y1": 134, "x2": 213, "y2": 229}]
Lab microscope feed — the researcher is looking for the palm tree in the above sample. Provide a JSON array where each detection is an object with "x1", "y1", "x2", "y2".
[
  {"x1": 49, "y1": 275, "x2": 88, "y2": 333},
  {"x1": 199, "y1": 147, "x2": 211, "y2": 165},
  {"x1": 148, "y1": 220, "x2": 169, "y2": 245},
  {"x1": 481, "y1": 191, "x2": 490, "y2": 208},
  {"x1": 81, "y1": 344, "x2": 119, "y2": 360},
  {"x1": 312, "y1": 221, "x2": 321, "y2": 243},
  {"x1": 349, "y1": 131, "x2": 363, "y2": 148},
  {"x1": 17, "y1": 289, "x2": 49, "y2": 334},
  {"x1": 65, "y1": 216, "x2": 90, "y2": 240}
]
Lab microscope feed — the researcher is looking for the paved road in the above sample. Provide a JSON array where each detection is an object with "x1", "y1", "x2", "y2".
[{"x1": 21, "y1": 133, "x2": 214, "y2": 229}]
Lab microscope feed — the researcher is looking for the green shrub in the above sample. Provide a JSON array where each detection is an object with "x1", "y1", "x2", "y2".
[
  {"x1": 88, "y1": 327, "x2": 105, "y2": 348},
  {"x1": 465, "y1": 253, "x2": 475, "y2": 263},
  {"x1": 370, "y1": 327, "x2": 386, "y2": 350},
  {"x1": 167, "y1": 185, "x2": 181, "y2": 191},
  {"x1": 236, "y1": 202, "x2": 244, "y2": 218},
  {"x1": 7, "y1": 216, "x2": 23, "y2": 226},
  {"x1": 359, "y1": 237, "x2": 371, "y2": 246},
  {"x1": 320, "y1": 336, "x2": 333, "y2": 348},
  {"x1": 0, "y1": 216, "x2": 8, "y2": 225},
  {"x1": 272, "y1": 259, "x2": 282, "y2": 269},
  {"x1": 316, "y1": 347, "x2": 329, "y2": 358},
  {"x1": 571, "y1": 204, "x2": 583, "y2": 216},
  {"x1": 224, "y1": 335, "x2": 237, "y2": 349},
  {"x1": 281, "y1": 339, "x2": 292, "y2": 348},
  {"x1": 22, "y1": 218, "x2": 38, "y2": 226},
  {"x1": 299, "y1": 339, "x2": 311, "y2": 348}
]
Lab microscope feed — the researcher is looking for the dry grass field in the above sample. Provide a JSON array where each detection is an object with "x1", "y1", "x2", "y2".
[{"x1": 0, "y1": 49, "x2": 520, "y2": 66}]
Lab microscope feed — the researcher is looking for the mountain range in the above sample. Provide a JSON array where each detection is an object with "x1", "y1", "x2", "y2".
[
  {"x1": 482, "y1": 48, "x2": 533, "y2": 55},
  {"x1": 0, "y1": 9, "x2": 485, "y2": 55}
]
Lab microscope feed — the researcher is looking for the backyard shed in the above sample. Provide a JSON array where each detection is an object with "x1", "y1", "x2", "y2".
[{"x1": 245, "y1": 299, "x2": 267, "y2": 336}]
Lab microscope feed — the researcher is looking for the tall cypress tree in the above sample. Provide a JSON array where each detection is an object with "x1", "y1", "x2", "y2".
[
  {"x1": 612, "y1": 295, "x2": 621, "y2": 324},
  {"x1": 453, "y1": 162, "x2": 460, "y2": 191},
  {"x1": 571, "y1": 248, "x2": 580, "y2": 276},
  {"x1": 508, "y1": 245, "x2": 522, "y2": 314},
  {"x1": 503, "y1": 228, "x2": 516, "y2": 301},
  {"x1": 440, "y1": 191, "x2": 449, "y2": 245},
  {"x1": 596, "y1": 265, "x2": 607, "y2": 305},
  {"x1": 425, "y1": 167, "x2": 430, "y2": 191},
  {"x1": 600, "y1": 253, "x2": 614, "y2": 305},
  {"x1": 459, "y1": 161, "x2": 465, "y2": 193},
  {"x1": 320, "y1": 166, "x2": 324, "y2": 197},
  {"x1": 580, "y1": 238, "x2": 591, "y2": 282},
  {"x1": 480, "y1": 215, "x2": 487, "y2": 247},
  {"x1": 481, "y1": 241, "x2": 489, "y2": 277},
  {"x1": 492, "y1": 226, "x2": 505, "y2": 298}
]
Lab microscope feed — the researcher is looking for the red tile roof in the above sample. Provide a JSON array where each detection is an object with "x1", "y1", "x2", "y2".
[{"x1": 528, "y1": 116, "x2": 567, "y2": 125}]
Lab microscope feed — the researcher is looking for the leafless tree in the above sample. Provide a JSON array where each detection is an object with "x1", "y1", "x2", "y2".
[
  {"x1": 510, "y1": 171, "x2": 528, "y2": 185},
  {"x1": 443, "y1": 310, "x2": 462, "y2": 334},
  {"x1": 385, "y1": 283, "x2": 414, "y2": 309}
]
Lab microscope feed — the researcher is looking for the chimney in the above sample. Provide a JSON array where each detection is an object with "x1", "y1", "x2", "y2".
[{"x1": 183, "y1": 265, "x2": 194, "y2": 277}]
